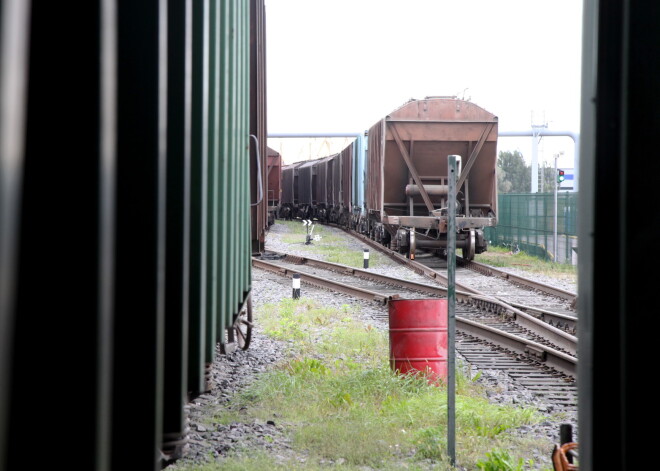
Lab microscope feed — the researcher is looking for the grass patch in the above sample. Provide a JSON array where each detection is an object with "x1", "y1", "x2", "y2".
[
  {"x1": 205, "y1": 298, "x2": 549, "y2": 469},
  {"x1": 172, "y1": 450, "x2": 432, "y2": 470},
  {"x1": 273, "y1": 220, "x2": 387, "y2": 268},
  {"x1": 476, "y1": 448, "x2": 538, "y2": 470},
  {"x1": 476, "y1": 245, "x2": 576, "y2": 282}
]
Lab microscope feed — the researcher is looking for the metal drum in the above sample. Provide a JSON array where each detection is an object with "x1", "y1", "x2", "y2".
[{"x1": 388, "y1": 299, "x2": 448, "y2": 384}]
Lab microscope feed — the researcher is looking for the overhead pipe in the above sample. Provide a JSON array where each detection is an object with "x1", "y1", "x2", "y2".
[
  {"x1": 498, "y1": 130, "x2": 580, "y2": 192},
  {"x1": 268, "y1": 130, "x2": 580, "y2": 191}
]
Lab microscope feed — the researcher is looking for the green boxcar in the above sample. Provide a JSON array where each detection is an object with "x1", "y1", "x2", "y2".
[{"x1": 0, "y1": 0, "x2": 266, "y2": 469}]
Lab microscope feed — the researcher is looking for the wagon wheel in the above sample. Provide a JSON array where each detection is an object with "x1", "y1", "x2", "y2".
[
  {"x1": 232, "y1": 295, "x2": 253, "y2": 350},
  {"x1": 462, "y1": 229, "x2": 476, "y2": 261}
]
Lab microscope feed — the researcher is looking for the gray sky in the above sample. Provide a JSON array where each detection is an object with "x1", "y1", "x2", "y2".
[{"x1": 265, "y1": 0, "x2": 583, "y2": 169}]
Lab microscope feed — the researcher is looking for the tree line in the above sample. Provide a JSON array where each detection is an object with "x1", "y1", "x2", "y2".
[{"x1": 497, "y1": 150, "x2": 557, "y2": 193}]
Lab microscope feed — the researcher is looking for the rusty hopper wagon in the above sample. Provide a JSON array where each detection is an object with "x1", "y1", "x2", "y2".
[
  {"x1": 365, "y1": 97, "x2": 498, "y2": 260},
  {"x1": 266, "y1": 147, "x2": 282, "y2": 225}
]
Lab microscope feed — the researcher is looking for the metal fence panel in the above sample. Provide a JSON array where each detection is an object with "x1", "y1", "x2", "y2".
[{"x1": 485, "y1": 192, "x2": 578, "y2": 264}]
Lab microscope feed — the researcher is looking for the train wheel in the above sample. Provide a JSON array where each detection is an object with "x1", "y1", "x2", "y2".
[
  {"x1": 462, "y1": 229, "x2": 476, "y2": 261},
  {"x1": 222, "y1": 295, "x2": 253, "y2": 353},
  {"x1": 234, "y1": 296, "x2": 253, "y2": 350},
  {"x1": 408, "y1": 229, "x2": 416, "y2": 260}
]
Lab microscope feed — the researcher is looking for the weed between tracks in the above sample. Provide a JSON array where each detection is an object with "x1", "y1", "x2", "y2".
[
  {"x1": 475, "y1": 246, "x2": 577, "y2": 283},
  {"x1": 276, "y1": 220, "x2": 387, "y2": 268},
  {"x1": 191, "y1": 298, "x2": 553, "y2": 470}
]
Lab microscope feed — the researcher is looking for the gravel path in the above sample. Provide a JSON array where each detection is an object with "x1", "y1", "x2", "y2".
[{"x1": 166, "y1": 222, "x2": 578, "y2": 470}]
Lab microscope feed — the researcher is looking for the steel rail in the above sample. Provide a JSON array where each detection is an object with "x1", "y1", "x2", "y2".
[
  {"x1": 504, "y1": 301, "x2": 577, "y2": 334},
  {"x1": 457, "y1": 317, "x2": 577, "y2": 377},
  {"x1": 253, "y1": 255, "x2": 577, "y2": 374},
  {"x1": 266, "y1": 250, "x2": 578, "y2": 354},
  {"x1": 335, "y1": 226, "x2": 577, "y2": 325},
  {"x1": 265, "y1": 250, "x2": 473, "y2": 300},
  {"x1": 459, "y1": 257, "x2": 578, "y2": 306},
  {"x1": 336, "y1": 224, "x2": 578, "y2": 307},
  {"x1": 252, "y1": 258, "x2": 394, "y2": 304}
]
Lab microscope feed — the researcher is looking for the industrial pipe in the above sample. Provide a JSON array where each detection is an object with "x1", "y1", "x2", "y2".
[{"x1": 405, "y1": 184, "x2": 449, "y2": 196}]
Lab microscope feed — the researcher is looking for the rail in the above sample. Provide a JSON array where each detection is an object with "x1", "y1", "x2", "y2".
[{"x1": 253, "y1": 254, "x2": 577, "y2": 377}]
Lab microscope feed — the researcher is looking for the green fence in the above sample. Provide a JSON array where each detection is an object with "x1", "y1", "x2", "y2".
[{"x1": 484, "y1": 192, "x2": 578, "y2": 264}]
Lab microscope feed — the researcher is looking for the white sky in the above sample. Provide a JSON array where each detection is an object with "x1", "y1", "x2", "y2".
[{"x1": 265, "y1": 0, "x2": 583, "y2": 170}]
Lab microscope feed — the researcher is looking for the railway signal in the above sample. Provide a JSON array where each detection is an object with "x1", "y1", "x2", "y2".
[
  {"x1": 303, "y1": 219, "x2": 315, "y2": 244},
  {"x1": 557, "y1": 169, "x2": 565, "y2": 183}
]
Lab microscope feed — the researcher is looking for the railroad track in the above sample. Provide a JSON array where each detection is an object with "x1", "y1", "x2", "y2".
[
  {"x1": 253, "y1": 252, "x2": 578, "y2": 411},
  {"x1": 335, "y1": 227, "x2": 578, "y2": 334}
]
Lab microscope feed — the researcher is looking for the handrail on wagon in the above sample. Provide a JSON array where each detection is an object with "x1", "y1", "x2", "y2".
[{"x1": 250, "y1": 134, "x2": 263, "y2": 206}]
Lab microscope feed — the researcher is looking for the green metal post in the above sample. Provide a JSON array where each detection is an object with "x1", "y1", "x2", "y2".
[{"x1": 447, "y1": 155, "x2": 457, "y2": 466}]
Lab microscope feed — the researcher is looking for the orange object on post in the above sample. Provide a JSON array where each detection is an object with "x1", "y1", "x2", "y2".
[{"x1": 388, "y1": 299, "x2": 448, "y2": 384}]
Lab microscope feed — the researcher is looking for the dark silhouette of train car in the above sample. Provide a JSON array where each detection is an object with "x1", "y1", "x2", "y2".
[{"x1": 0, "y1": 0, "x2": 268, "y2": 469}]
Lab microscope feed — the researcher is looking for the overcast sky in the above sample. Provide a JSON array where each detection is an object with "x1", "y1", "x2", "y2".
[{"x1": 265, "y1": 0, "x2": 583, "y2": 169}]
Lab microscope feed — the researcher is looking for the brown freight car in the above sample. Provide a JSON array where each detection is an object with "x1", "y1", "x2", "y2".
[
  {"x1": 250, "y1": 0, "x2": 268, "y2": 255},
  {"x1": 266, "y1": 147, "x2": 282, "y2": 225},
  {"x1": 365, "y1": 97, "x2": 498, "y2": 260},
  {"x1": 328, "y1": 142, "x2": 353, "y2": 226}
]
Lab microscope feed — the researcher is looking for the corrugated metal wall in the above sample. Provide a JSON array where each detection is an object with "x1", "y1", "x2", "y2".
[
  {"x1": 266, "y1": 147, "x2": 282, "y2": 207},
  {"x1": 366, "y1": 120, "x2": 385, "y2": 212},
  {"x1": 352, "y1": 133, "x2": 367, "y2": 215},
  {"x1": 0, "y1": 0, "x2": 264, "y2": 469},
  {"x1": 340, "y1": 142, "x2": 353, "y2": 209},
  {"x1": 250, "y1": 0, "x2": 268, "y2": 254}
]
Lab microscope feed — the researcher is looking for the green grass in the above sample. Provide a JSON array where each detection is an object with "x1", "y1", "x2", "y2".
[
  {"x1": 476, "y1": 245, "x2": 577, "y2": 282},
  {"x1": 186, "y1": 298, "x2": 553, "y2": 470},
  {"x1": 273, "y1": 220, "x2": 387, "y2": 268},
  {"x1": 476, "y1": 448, "x2": 537, "y2": 470}
]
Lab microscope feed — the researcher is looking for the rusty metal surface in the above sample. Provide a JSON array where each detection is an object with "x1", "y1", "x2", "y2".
[
  {"x1": 325, "y1": 155, "x2": 335, "y2": 206},
  {"x1": 339, "y1": 143, "x2": 353, "y2": 209},
  {"x1": 296, "y1": 160, "x2": 315, "y2": 206},
  {"x1": 366, "y1": 119, "x2": 385, "y2": 212},
  {"x1": 280, "y1": 161, "x2": 303, "y2": 206},
  {"x1": 250, "y1": 0, "x2": 268, "y2": 254},
  {"x1": 315, "y1": 156, "x2": 331, "y2": 206},
  {"x1": 266, "y1": 147, "x2": 282, "y2": 207},
  {"x1": 366, "y1": 97, "x2": 498, "y2": 226}
]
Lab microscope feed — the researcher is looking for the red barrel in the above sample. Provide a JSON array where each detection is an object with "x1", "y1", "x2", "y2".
[{"x1": 388, "y1": 299, "x2": 448, "y2": 384}]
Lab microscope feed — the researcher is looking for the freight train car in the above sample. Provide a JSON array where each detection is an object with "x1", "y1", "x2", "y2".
[
  {"x1": 274, "y1": 97, "x2": 497, "y2": 261},
  {"x1": 251, "y1": 0, "x2": 269, "y2": 256},
  {"x1": 0, "y1": 1, "x2": 267, "y2": 469},
  {"x1": 278, "y1": 161, "x2": 302, "y2": 220},
  {"x1": 365, "y1": 97, "x2": 498, "y2": 260},
  {"x1": 275, "y1": 132, "x2": 368, "y2": 226},
  {"x1": 328, "y1": 142, "x2": 354, "y2": 226},
  {"x1": 279, "y1": 154, "x2": 339, "y2": 222},
  {"x1": 266, "y1": 147, "x2": 282, "y2": 225}
]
